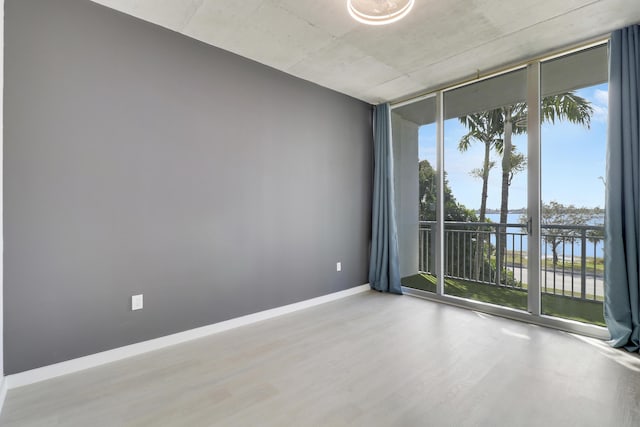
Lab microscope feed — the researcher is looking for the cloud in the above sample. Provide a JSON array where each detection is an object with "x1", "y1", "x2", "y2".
[
  {"x1": 592, "y1": 105, "x2": 607, "y2": 123},
  {"x1": 591, "y1": 89, "x2": 608, "y2": 123},
  {"x1": 594, "y1": 89, "x2": 608, "y2": 107}
]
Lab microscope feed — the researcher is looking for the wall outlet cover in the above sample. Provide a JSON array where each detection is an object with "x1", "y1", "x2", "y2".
[{"x1": 132, "y1": 294, "x2": 143, "y2": 311}]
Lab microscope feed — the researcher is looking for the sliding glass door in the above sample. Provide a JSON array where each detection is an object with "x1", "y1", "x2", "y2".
[
  {"x1": 538, "y1": 45, "x2": 608, "y2": 325},
  {"x1": 442, "y1": 69, "x2": 529, "y2": 309},
  {"x1": 394, "y1": 41, "x2": 609, "y2": 332}
]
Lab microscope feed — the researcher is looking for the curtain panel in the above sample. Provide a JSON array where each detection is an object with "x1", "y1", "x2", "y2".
[
  {"x1": 369, "y1": 103, "x2": 402, "y2": 294},
  {"x1": 604, "y1": 24, "x2": 640, "y2": 351}
]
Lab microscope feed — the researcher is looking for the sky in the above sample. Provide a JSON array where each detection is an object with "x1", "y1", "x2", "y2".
[{"x1": 418, "y1": 82, "x2": 608, "y2": 211}]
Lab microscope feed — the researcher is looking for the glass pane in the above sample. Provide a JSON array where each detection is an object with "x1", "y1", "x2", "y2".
[
  {"x1": 540, "y1": 45, "x2": 608, "y2": 326},
  {"x1": 443, "y1": 69, "x2": 528, "y2": 309},
  {"x1": 393, "y1": 97, "x2": 437, "y2": 292}
]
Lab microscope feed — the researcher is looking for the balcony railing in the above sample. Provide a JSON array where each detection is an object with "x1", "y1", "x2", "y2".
[{"x1": 418, "y1": 221, "x2": 604, "y2": 302}]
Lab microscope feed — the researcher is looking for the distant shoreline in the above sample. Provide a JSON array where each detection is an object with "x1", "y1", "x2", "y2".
[
  {"x1": 480, "y1": 209, "x2": 527, "y2": 214},
  {"x1": 477, "y1": 208, "x2": 604, "y2": 215}
]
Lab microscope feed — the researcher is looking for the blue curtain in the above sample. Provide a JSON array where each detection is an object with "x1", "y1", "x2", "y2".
[
  {"x1": 604, "y1": 25, "x2": 640, "y2": 351},
  {"x1": 369, "y1": 103, "x2": 402, "y2": 294}
]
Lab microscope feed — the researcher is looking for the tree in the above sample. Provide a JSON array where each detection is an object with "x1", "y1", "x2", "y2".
[
  {"x1": 520, "y1": 201, "x2": 601, "y2": 267},
  {"x1": 469, "y1": 161, "x2": 496, "y2": 183},
  {"x1": 419, "y1": 159, "x2": 437, "y2": 221},
  {"x1": 498, "y1": 94, "x2": 592, "y2": 277},
  {"x1": 457, "y1": 112, "x2": 505, "y2": 279},
  {"x1": 499, "y1": 94, "x2": 593, "y2": 228},
  {"x1": 419, "y1": 160, "x2": 481, "y2": 278},
  {"x1": 457, "y1": 111, "x2": 503, "y2": 224},
  {"x1": 459, "y1": 92, "x2": 593, "y2": 280},
  {"x1": 458, "y1": 92, "x2": 593, "y2": 222},
  {"x1": 419, "y1": 159, "x2": 476, "y2": 222}
]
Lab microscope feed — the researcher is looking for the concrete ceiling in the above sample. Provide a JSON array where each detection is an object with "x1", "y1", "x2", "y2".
[{"x1": 90, "y1": 0, "x2": 640, "y2": 104}]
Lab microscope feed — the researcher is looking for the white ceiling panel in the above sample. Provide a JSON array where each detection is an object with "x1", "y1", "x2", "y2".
[
  {"x1": 288, "y1": 41, "x2": 399, "y2": 94},
  {"x1": 94, "y1": 0, "x2": 204, "y2": 30},
  {"x1": 272, "y1": 0, "x2": 359, "y2": 38},
  {"x1": 91, "y1": 0, "x2": 640, "y2": 104},
  {"x1": 181, "y1": 0, "x2": 264, "y2": 48},
  {"x1": 189, "y1": 2, "x2": 336, "y2": 70}
]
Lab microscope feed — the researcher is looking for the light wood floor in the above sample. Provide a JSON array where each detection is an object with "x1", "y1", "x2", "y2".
[{"x1": 2, "y1": 291, "x2": 640, "y2": 426}]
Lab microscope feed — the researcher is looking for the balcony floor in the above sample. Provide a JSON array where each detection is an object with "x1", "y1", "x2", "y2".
[{"x1": 402, "y1": 273, "x2": 605, "y2": 326}]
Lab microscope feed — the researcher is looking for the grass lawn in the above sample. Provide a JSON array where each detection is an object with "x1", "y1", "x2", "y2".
[
  {"x1": 504, "y1": 251, "x2": 604, "y2": 276},
  {"x1": 402, "y1": 273, "x2": 605, "y2": 327}
]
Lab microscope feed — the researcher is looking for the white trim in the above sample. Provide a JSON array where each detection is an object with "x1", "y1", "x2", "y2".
[
  {"x1": 435, "y1": 90, "x2": 445, "y2": 296},
  {"x1": 526, "y1": 61, "x2": 542, "y2": 316},
  {"x1": 5, "y1": 284, "x2": 370, "y2": 389},
  {"x1": 539, "y1": 39, "x2": 609, "y2": 63},
  {"x1": 442, "y1": 64, "x2": 529, "y2": 93},
  {"x1": 389, "y1": 36, "x2": 610, "y2": 107},
  {"x1": 390, "y1": 92, "x2": 436, "y2": 110},
  {"x1": 403, "y1": 287, "x2": 610, "y2": 340}
]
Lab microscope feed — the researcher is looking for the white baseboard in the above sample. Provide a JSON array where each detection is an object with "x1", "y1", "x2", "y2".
[{"x1": 5, "y1": 284, "x2": 370, "y2": 390}]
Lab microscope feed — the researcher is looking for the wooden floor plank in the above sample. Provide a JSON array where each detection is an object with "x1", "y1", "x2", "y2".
[{"x1": 1, "y1": 291, "x2": 639, "y2": 426}]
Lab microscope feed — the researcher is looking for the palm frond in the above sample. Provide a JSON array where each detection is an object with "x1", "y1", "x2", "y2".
[{"x1": 542, "y1": 91, "x2": 594, "y2": 129}]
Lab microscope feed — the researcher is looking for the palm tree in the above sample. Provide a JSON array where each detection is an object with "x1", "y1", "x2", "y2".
[
  {"x1": 459, "y1": 91, "x2": 593, "y2": 283},
  {"x1": 458, "y1": 110, "x2": 504, "y2": 224},
  {"x1": 496, "y1": 94, "x2": 593, "y2": 281},
  {"x1": 458, "y1": 111, "x2": 503, "y2": 279},
  {"x1": 498, "y1": 93, "x2": 593, "y2": 229}
]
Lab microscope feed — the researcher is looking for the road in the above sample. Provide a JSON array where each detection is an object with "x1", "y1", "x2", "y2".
[{"x1": 507, "y1": 265, "x2": 604, "y2": 298}]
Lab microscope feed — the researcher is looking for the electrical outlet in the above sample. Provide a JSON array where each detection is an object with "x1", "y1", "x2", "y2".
[
  {"x1": 131, "y1": 294, "x2": 143, "y2": 311},
  {"x1": 336, "y1": 262, "x2": 342, "y2": 272}
]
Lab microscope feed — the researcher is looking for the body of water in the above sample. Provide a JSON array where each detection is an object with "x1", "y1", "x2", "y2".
[{"x1": 482, "y1": 213, "x2": 604, "y2": 259}]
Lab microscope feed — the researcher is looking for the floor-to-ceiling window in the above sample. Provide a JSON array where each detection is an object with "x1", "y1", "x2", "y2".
[
  {"x1": 539, "y1": 45, "x2": 608, "y2": 326},
  {"x1": 392, "y1": 96, "x2": 438, "y2": 292},
  {"x1": 443, "y1": 68, "x2": 528, "y2": 310},
  {"x1": 393, "y1": 41, "x2": 609, "y2": 336}
]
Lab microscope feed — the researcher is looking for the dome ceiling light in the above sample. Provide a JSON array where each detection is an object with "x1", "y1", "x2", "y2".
[{"x1": 347, "y1": 0, "x2": 415, "y2": 26}]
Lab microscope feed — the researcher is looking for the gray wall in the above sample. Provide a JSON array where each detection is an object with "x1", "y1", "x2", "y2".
[{"x1": 3, "y1": 0, "x2": 372, "y2": 374}]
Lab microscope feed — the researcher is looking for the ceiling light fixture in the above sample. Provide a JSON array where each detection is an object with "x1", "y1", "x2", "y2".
[{"x1": 347, "y1": 0, "x2": 415, "y2": 26}]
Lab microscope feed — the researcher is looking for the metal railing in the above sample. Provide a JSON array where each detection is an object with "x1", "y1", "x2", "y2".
[{"x1": 418, "y1": 221, "x2": 604, "y2": 301}]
